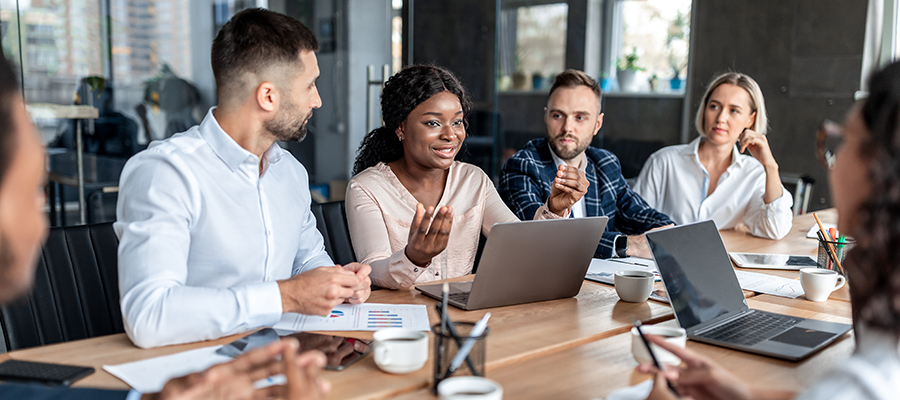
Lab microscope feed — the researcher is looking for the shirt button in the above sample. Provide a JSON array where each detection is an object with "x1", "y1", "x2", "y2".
[
  {"x1": 265, "y1": 277, "x2": 271, "y2": 282},
  {"x1": 414, "y1": 268, "x2": 418, "y2": 272},
  {"x1": 435, "y1": 272, "x2": 439, "y2": 276},
  {"x1": 267, "y1": 230, "x2": 272, "y2": 236}
]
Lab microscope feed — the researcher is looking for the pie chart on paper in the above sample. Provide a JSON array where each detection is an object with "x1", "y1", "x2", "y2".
[{"x1": 329, "y1": 310, "x2": 344, "y2": 318}]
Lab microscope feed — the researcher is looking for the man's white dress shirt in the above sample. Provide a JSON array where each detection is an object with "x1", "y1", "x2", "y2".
[
  {"x1": 633, "y1": 137, "x2": 792, "y2": 240},
  {"x1": 115, "y1": 108, "x2": 334, "y2": 348}
]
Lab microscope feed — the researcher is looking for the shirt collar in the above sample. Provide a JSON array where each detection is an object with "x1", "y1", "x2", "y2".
[
  {"x1": 683, "y1": 136, "x2": 743, "y2": 169},
  {"x1": 548, "y1": 145, "x2": 587, "y2": 171},
  {"x1": 198, "y1": 107, "x2": 283, "y2": 173}
]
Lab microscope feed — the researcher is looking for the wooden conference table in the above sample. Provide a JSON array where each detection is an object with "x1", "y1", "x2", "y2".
[{"x1": 2, "y1": 210, "x2": 852, "y2": 399}]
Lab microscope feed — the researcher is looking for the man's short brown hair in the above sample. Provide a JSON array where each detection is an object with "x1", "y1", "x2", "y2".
[
  {"x1": 210, "y1": 8, "x2": 319, "y2": 105},
  {"x1": 548, "y1": 69, "x2": 602, "y2": 111}
]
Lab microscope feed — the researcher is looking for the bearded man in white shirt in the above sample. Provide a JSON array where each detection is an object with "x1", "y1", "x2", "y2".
[{"x1": 116, "y1": 8, "x2": 372, "y2": 348}]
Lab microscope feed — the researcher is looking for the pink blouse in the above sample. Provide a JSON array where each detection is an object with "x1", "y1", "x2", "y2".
[{"x1": 346, "y1": 161, "x2": 562, "y2": 289}]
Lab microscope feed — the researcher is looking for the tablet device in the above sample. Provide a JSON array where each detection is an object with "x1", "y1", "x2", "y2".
[
  {"x1": 729, "y1": 252, "x2": 817, "y2": 270},
  {"x1": 217, "y1": 328, "x2": 372, "y2": 371},
  {"x1": 0, "y1": 359, "x2": 94, "y2": 386}
]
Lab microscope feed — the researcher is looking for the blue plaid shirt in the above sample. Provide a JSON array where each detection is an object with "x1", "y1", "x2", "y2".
[{"x1": 499, "y1": 138, "x2": 674, "y2": 258}]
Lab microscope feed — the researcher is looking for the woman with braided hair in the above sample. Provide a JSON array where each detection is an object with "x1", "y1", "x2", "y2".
[{"x1": 346, "y1": 65, "x2": 588, "y2": 289}]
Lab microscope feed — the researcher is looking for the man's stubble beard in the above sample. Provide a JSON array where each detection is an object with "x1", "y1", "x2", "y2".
[
  {"x1": 548, "y1": 134, "x2": 590, "y2": 161},
  {"x1": 264, "y1": 97, "x2": 310, "y2": 143}
]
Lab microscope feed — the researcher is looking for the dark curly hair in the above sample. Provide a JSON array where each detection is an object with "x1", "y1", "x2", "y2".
[
  {"x1": 846, "y1": 60, "x2": 900, "y2": 335},
  {"x1": 352, "y1": 65, "x2": 472, "y2": 175}
]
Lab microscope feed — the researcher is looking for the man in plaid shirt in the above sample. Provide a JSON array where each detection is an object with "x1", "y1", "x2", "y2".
[{"x1": 499, "y1": 70, "x2": 673, "y2": 259}]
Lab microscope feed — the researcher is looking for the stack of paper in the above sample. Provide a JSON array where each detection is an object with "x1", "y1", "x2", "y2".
[{"x1": 585, "y1": 257, "x2": 660, "y2": 285}]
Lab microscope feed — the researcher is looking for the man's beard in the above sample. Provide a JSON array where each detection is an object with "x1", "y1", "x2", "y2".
[
  {"x1": 265, "y1": 99, "x2": 310, "y2": 143},
  {"x1": 548, "y1": 134, "x2": 589, "y2": 160}
]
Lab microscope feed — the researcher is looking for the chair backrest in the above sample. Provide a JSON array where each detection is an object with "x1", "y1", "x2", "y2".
[
  {"x1": 780, "y1": 173, "x2": 815, "y2": 216},
  {"x1": 0, "y1": 222, "x2": 123, "y2": 352},
  {"x1": 310, "y1": 201, "x2": 357, "y2": 266}
]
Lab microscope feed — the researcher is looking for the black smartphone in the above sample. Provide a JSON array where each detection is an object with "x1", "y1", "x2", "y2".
[
  {"x1": 0, "y1": 359, "x2": 95, "y2": 386},
  {"x1": 217, "y1": 328, "x2": 372, "y2": 371}
]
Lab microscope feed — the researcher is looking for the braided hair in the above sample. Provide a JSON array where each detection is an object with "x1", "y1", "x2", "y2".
[
  {"x1": 352, "y1": 65, "x2": 472, "y2": 175},
  {"x1": 847, "y1": 60, "x2": 900, "y2": 335}
]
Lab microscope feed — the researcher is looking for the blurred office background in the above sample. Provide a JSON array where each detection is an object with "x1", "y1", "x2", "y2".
[{"x1": 1, "y1": 0, "x2": 898, "y2": 226}]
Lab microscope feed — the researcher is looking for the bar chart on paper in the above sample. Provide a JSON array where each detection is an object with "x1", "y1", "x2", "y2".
[{"x1": 274, "y1": 303, "x2": 430, "y2": 332}]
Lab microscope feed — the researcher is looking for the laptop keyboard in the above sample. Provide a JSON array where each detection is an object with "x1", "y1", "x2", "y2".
[
  {"x1": 448, "y1": 292, "x2": 470, "y2": 304},
  {"x1": 697, "y1": 311, "x2": 803, "y2": 347}
]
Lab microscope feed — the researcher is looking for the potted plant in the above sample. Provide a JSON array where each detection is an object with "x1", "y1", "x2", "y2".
[
  {"x1": 616, "y1": 47, "x2": 645, "y2": 92},
  {"x1": 531, "y1": 71, "x2": 545, "y2": 91},
  {"x1": 649, "y1": 74, "x2": 660, "y2": 92}
]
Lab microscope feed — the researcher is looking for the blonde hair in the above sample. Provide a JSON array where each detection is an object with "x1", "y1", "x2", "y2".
[{"x1": 694, "y1": 72, "x2": 768, "y2": 137}]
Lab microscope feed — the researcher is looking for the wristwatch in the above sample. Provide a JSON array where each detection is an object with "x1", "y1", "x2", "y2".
[{"x1": 614, "y1": 235, "x2": 628, "y2": 258}]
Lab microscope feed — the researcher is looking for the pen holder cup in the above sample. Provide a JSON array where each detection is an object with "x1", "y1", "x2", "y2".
[
  {"x1": 432, "y1": 322, "x2": 490, "y2": 394},
  {"x1": 816, "y1": 237, "x2": 855, "y2": 273}
]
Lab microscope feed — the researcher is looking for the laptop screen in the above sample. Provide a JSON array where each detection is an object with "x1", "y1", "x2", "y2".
[{"x1": 646, "y1": 221, "x2": 748, "y2": 329}]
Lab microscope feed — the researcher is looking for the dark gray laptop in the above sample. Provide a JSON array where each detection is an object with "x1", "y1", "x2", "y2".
[
  {"x1": 646, "y1": 221, "x2": 852, "y2": 361},
  {"x1": 416, "y1": 217, "x2": 608, "y2": 310}
]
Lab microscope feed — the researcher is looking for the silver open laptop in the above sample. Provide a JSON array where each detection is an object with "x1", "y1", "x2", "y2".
[
  {"x1": 416, "y1": 217, "x2": 608, "y2": 310},
  {"x1": 646, "y1": 221, "x2": 852, "y2": 361}
]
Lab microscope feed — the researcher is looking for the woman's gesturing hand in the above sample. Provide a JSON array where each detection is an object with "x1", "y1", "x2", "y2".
[{"x1": 405, "y1": 203, "x2": 454, "y2": 267}]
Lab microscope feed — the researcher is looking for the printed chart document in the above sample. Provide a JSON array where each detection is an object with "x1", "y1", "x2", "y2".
[
  {"x1": 274, "y1": 303, "x2": 430, "y2": 332},
  {"x1": 735, "y1": 270, "x2": 805, "y2": 299},
  {"x1": 584, "y1": 257, "x2": 660, "y2": 285}
]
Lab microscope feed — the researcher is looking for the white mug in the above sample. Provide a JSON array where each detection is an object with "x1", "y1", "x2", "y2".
[
  {"x1": 438, "y1": 376, "x2": 503, "y2": 400},
  {"x1": 372, "y1": 328, "x2": 428, "y2": 374},
  {"x1": 615, "y1": 270, "x2": 654, "y2": 303},
  {"x1": 630, "y1": 325, "x2": 686, "y2": 366},
  {"x1": 800, "y1": 268, "x2": 846, "y2": 302}
]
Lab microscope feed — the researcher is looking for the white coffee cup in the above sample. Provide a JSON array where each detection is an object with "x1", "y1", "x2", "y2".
[
  {"x1": 438, "y1": 376, "x2": 503, "y2": 400},
  {"x1": 372, "y1": 328, "x2": 428, "y2": 374},
  {"x1": 800, "y1": 268, "x2": 846, "y2": 302},
  {"x1": 615, "y1": 270, "x2": 654, "y2": 303},
  {"x1": 630, "y1": 325, "x2": 686, "y2": 366}
]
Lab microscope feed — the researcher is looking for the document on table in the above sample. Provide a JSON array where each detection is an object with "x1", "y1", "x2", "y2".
[
  {"x1": 807, "y1": 222, "x2": 837, "y2": 239},
  {"x1": 734, "y1": 270, "x2": 805, "y2": 298},
  {"x1": 584, "y1": 257, "x2": 661, "y2": 285},
  {"x1": 274, "y1": 303, "x2": 431, "y2": 332},
  {"x1": 104, "y1": 346, "x2": 230, "y2": 393}
]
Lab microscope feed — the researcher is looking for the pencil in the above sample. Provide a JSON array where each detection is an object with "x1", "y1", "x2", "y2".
[{"x1": 813, "y1": 213, "x2": 844, "y2": 274}]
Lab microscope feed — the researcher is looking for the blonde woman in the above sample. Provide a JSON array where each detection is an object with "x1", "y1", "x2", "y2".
[{"x1": 633, "y1": 72, "x2": 792, "y2": 239}]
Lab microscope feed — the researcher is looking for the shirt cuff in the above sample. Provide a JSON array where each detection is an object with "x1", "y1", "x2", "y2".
[
  {"x1": 368, "y1": 250, "x2": 429, "y2": 289},
  {"x1": 534, "y1": 203, "x2": 569, "y2": 219},
  {"x1": 126, "y1": 389, "x2": 143, "y2": 400},
  {"x1": 242, "y1": 281, "x2": 283, "y2": 326}
]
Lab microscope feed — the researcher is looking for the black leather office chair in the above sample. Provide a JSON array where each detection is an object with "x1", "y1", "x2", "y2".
[
  {"x1": 0, "y1": 222, "x2": 123, "y2": 351},
  {"x1": 310, "y1": 201, "x2": 357, "y2": 266}
]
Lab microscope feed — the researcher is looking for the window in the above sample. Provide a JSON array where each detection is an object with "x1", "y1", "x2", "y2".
[
  {"x1": 498, "y1": 2, "x2": 568, "y2": 91},
  {"x1": 610, "y1": 0, "x2": 691, "y2": 93}
]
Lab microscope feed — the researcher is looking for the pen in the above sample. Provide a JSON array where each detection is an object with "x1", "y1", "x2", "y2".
[
  {"x1": 634, "y1": 319, "x2": 680, "y2": 396},
  {"x1": 445, "y1": 312, "x2": 491, "y2": 378},
  {"x1": 837, "y1": 236, "x2": 846, "y2": 261},
  {"x1": 434, "y1": 303, "x2": 479, "y2": 375},
  {"x1": 814, "y1": 213, "x2": 844, "y2": 274},
  {"x1": 608, "y1": 259, "x2": 650, "y2": 268}
]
